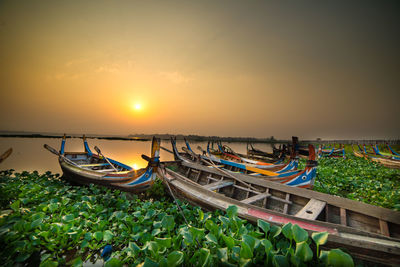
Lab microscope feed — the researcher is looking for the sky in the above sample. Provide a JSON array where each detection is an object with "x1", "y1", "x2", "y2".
[{"x1": 0, "y1": 0, "x2": 399, "y2": 140}]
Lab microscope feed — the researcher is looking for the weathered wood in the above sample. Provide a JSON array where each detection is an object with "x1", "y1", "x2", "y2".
[
  {"x1": 182, "y1": 160, "x2": 400, "y2": 225},
  {"x1": 295, "y1": 198, "x2": 326, "y2": 220},
  {"x1": 380, "y1": 220, "x2": 390, "y2": 237},
  {"x1": 340, "y1": 208, "x2": 347, "y2": 226},
  {"x1": 203, "y1": 181, "x2": 234, "y2": 191},
  {"x1": 160, "y1": 165, "x2": 400, "y2": 266},
  {"x1": 283, "y1": 193, "x2": 290, "y2": 214},
  {"x1": 195, "y1": 170, "x2": 202, "y2": 183},
  {"x1": 263, "y1": 188, "x2": 269, "y2": 208},
  {"x1": 241, "y1": 193, "x2": 271, "y2": 204}
]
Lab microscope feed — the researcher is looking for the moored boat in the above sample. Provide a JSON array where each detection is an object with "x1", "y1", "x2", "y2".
[
  {"x1": 169, "y1": 137, "x2": 317, "y2": 188},
  {"x1": 318, "y1": 144, "x2": 346, "y2": 159},
  {"x1": 353, "y1": 145, "x2": 400, "y2": 169},
  {"x1": 44, "y1": 135, "x2": 160, "y2": 192},
  {"x1": 157, "y1": 157, "x2": 400, "y2": 265}
]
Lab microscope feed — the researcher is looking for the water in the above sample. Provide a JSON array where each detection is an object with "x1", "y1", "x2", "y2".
[{"x1": 0, "y1": 137, "x2": 274, "y2": 174}]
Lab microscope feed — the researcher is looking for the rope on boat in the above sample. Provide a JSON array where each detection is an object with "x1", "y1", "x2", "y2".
[
  {"x1": 185, "y1": 146, "x2": 262, "y2": 192},
  {"x1": 200, "y1": 157, "x2": 263, "y2": 193},
  {"x1": 159, "y1": 167, "x2": 189, "y2": 225}
]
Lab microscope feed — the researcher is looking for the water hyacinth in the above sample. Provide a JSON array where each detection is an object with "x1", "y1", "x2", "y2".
[{"x1": 0, "y1": 170, "x2": 353, "y2": 266}]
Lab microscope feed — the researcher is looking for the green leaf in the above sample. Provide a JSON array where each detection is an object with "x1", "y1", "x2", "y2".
[
  {"x1": 141, "y1": 257, "x2": 159, "y2": 267},
  {"x1": 84, "y1": 232, "x2": 92, "y2": 241},
  {"x1": 167, "y1": 251, "x2": 184, "y2": 267},
  {"x1": 15, "y1": 252, "x2": 31, "y2": 262},
  {"x1": 155, "y1": 237, "x2": 172, "y2": 249},
  {"x1": 39, "y1": 259, "x2": 58, "y2": 267},
  {"x1": 48, "y1": 203, "x2": 58, "y2": 212},
  {"x1": 312, "y1": 231, "x2": 329, "y2": 246},
  {"x1": 261, "y1": 239, "x2": 273, "y2": 253},
  {"x1": 327, "y1": 249, "x2": 354, "y2": 267},
  {"x1": 11, "y1": 200, "x2": 20, "y2": 212},
  {"x1": 94, "y1": 231, "x2": 103, "y2": 241},
  {"x1": 198, "y1": 209, "x2": 204, "y2": 222},
  {"x1": 292, "y1": 224, "x2": 308, "y2": 243},
  {"x1": 105, "y1": 258, "x2": 123, "y2": 267},
  {"x1": 319, "y1": 250, "x2": 329, "y2": 264},
  {"x1": 81, "y1": 240, "x2": 89, "y2": 249},
  {"x1": 242, "y1": 234, "x2": 259, "y2": 250},
  {"x1": 129, "y1": 242, "x2": 141, "y2": 253},
  {"x1": 295, "y1": 241, "x2": 313, "y2": 262},
  {"x1": 257, "y1": 219, "x2": 270, "y2": 234},
  {"x1": 226, "y1": 205, "x2": 238, "y2": 218},
  {"x1": 194, "y1": 248, "x2": 211, "y2": 267},
  {"x1": 161, "y1": 215, "x2": 175, "y2": 231},
  {"x1": 103, "y1": 230, "x2": 114, "y2": 242},
  {"x1": 217, "y1": 247, "x2": 228, "y2": 262},
  {"x1": 222, "y1": 234, "x2": 235, "y2": 249},
  {"x1": 70, "y1": 257, "x2": 83, "y2": 267},
  {"x1": 144, "y1": 241, "x2": 159, "y2": 258},
  {"x1": 151, "y1": 228, "x2": 161, "y2": 236},
  {"x1": 62, "y1": 214, "x2": 74, "y2": 222},
  {"x1": 31, "y1": 218, "x2": 43, "y2": 228},
  {"x1": 282, "y1": 222, "x2": 293, "y2": 240},
  {"x1": 270, "y1": 225, "x2": 282, "y2": 239},
  {"x1": 205, "y1": 233, "x2": 218, "y2": 244},
  {"x1": 240, "y1": 241, "x2": 253, "y2": 259},
  {"x1": 189, "y1": 226, "x2": 205, "y2": 241},
  {"x1": 272, "y1": 255, "x2": 289, "y2": 267}
]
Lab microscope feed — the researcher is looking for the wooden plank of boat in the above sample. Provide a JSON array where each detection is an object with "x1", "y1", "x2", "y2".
[
  {"x1": 240, "y1": 192, "x2": 271, "y2": 204},
  {"x1": 203, "y1": 180, "x2": 234, "y2": 191},
  {"x1": 295, "y1": 198, "x2": 326, "y2": 220},
  {"x1": 158, "y1": 159, "x2": 400, "y2": 265}
]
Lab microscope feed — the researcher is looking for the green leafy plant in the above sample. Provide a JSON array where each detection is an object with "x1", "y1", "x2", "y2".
[{"x1": 0, "y1": 170, "x2": 354, "y2": 266}]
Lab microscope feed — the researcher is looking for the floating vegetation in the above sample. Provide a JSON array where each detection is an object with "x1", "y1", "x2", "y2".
[
  {"x1": 0, "y1": 170, "x2": 353, "y2": 266},
  {"x1": 302, "y1": 155, "x2": 400, "y2": 210}
]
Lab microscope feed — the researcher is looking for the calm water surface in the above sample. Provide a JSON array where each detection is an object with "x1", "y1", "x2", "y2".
[{"x1": 0, "y1": 137, "x2": 274, "y2": 174}]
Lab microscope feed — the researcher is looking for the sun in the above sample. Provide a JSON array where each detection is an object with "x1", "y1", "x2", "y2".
[{"x1": 133, "y1": 103, "x2": 142, "y2": 111}]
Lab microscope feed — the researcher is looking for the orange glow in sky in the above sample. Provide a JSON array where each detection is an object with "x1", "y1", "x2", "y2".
[{"x1": 0, "y1": 1, "x2": 399, "y2": 139}]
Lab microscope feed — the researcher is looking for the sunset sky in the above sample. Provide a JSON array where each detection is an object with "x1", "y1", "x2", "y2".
[{"x1": 1, "y1": 0, "x2": 399, "y2": 140}]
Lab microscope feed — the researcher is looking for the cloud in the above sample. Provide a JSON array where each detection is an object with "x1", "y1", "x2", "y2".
[
  {"x1": 95, "y1": 63, "x2": 120, "y2": 73},
  {"x1": 160, "y1": 71, "x2": 191, "y2": 84}
]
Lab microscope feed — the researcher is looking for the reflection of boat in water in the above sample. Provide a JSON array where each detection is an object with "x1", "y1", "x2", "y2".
[
  {"x1": 0, "y1": 148, "x2": 12, "y2": 163},
  {"x1": 158, "y1": 154, "x2": 400, "y2": 266},
  {"x1": 44, "y1": 135, "x2": 160, "y2": 192}
]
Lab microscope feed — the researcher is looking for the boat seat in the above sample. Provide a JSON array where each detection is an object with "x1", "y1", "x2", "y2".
[
  {"x1": 295, "y1": 198, "x2": 326, "y2": 220},
  {"x1": 240, "y1": 193, "x2": 271, "y2": 204},
  {"x1": 80, "y1": 163, "x2": 110, "y2": 167},
  {"x1": 203, "y1": 180, "x2": 234, "y2": 191}
]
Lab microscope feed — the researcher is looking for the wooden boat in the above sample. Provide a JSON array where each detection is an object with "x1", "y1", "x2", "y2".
[
  {"x1": 0, "y1": 148, "x2": 12, "y2": 163},
  {"x1": 212, "y1": 140, "x2": 287, "y2": 166},
  {"x1": 387, "y1": 144, "x2": 400, "y2": 158},
  {"x1": 318, "y1": 144, "x2": 346, "y2": 159},
  {"x1": 169, "y1": 137, "x2": 317, "y2": 188},
  {"x1": 202, "y1": 141, "x2": 300, "y2": 175},
  {"x1": 352, "y1": 145, "x2": 400, "y2": 169},
  {"x1": 44, "y1": 135, "x2": 160, "y2": 192},
  {"x1": 371, "y1": 145, "x2": 400, "y2": 160},
  {"x1": 204, "y1": 141, "x2": 293, "y2": 170},
  {"x1": 158, "y1": 159, "x2": 400, "y2": 265},
  {"x1": 247, "y1": 142, "x2": 287, "y2": 162}
]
